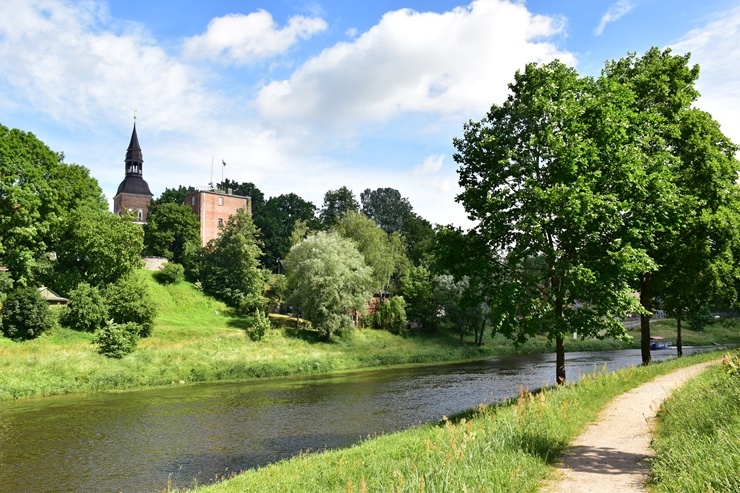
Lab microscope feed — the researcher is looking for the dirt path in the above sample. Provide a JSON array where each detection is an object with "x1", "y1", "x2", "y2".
[{"x1": 542, "y1": 360, "x2": 716, "y2": 493}]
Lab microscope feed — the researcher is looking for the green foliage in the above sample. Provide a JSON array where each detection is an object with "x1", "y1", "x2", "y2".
[
  {"x1": 687, "y1": 310, "x2": 714, "y2": 332},
  {"x1": 199, "y1": 209, "x2": 265, "y2": 310},
  {"x1": 319, "y1": 186, "x2": 359, "y2": 228},
  {"x1": 651, "y1": 360, "x2": 740, "y2": 492},
  {"x1": 255, "y1": 193, "x2": 319, "y2": 268},
  {"x1": 374, "y1": 296, "x2": 407, "y2": 335},
  {"x1": 0, "y1": 124, "x2": 105, "y2": 284},
  {"x1": 92, "y1": 320, "x2": 140, "y2": 358},
  {"x1": 249, "y1": 309, "x2": 271, "y2": 341},
  {"x1": 400, "y1": 264, "x2": 437, "y2": 332},
  {"x1": 285, "y1": 231, "x2": 372, "y2": 340},
  {"x1": 0, "y1": 286, "x2": 51, "y2": 340},
  {"x1": 52, "y1": 206, "x2": 144, "y2": 294},
  {"x1": 360, "y1": 187, "x2": 413, "y2": 234},
  {"x1": 155, "y1": 262, "x2": 185, "y2": 285},
  {"x1": 104, "y1": 274, "x2": 158, "y2": 337},
  {"x1": 156, "y1": 185, "x2": 196, "y2": 205},
  {"x1": 334, "y1": 211, "x2": 409, "y2": 294},
  {"x1": 62, "y1": 282, "x2": 108, "y2": 332},
  {"x1": 144, "y1": 202, "x2": 201, "y2": 263}
]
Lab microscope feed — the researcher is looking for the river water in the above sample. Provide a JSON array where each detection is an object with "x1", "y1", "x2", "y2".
[{"x1": 0, "y1": 348, "x2": 692, "y2": 493}]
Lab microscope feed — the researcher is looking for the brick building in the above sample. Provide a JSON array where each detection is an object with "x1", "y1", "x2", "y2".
[
  {"x1": 185, "y1": 189, "x2": 252, "y2": 245},
  {"x1": 113, "y1": 123, "x2": 153, "y2": 224}
]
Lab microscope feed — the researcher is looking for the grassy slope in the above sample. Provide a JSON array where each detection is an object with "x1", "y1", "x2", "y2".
[
  {"x1": 186, "y1": 353, "x2": 721, "y2": 493},
  {"x1": 649, "y1": 352, "x2": 740, "y2": 492},
  {"x1": 1, "y1": 271, "x2": 739, "y2": 401}
]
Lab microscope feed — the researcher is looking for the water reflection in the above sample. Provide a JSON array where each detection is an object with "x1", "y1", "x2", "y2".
[{"x1": 0, "y1": 348, "x2": 690, "y2": 493}]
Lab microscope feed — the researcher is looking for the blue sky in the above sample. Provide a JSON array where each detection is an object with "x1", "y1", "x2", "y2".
[{"x1": 1, "y1": 0, "x2": 739, "y2": 228}]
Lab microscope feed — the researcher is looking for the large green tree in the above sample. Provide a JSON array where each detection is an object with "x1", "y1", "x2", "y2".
[
  {"x1": 360, "y1": 187, "x2": 413, "y2": 235},
  {"x1": 52, "y1": 206, "x2": 145, "y2": 294},
  {"x1": 334, "y1": 211, "x2": 409, "y2": 295},
  {"x1": 0, "y1": 125, "x2": 105, "y2": 283},
  {"x1": 144, "y1": 202, "x2": 201, "y2": 263},
  {"x1": 199, "y1": 209, "x2": 265, "y2": 310},
  {"x1": 284, "y1": 231, "x2": 372, "y2": 340},
  {"x1": 319, "y1": 186, "x2": 359, "y2": 228},
  {"x1": 256, "y1": 193, "x2": 319, "y2": 268},
  {"x1": 603, "y1": 48, "x2": 740, "y2": 364},
  {"x1": 454, "y1": 60, "x2": 648, "y2": 384}
]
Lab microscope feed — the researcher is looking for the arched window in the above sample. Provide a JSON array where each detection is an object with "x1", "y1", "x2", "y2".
[{"x1": 137, "y1": 209, "x2": 143, "y2": 220}]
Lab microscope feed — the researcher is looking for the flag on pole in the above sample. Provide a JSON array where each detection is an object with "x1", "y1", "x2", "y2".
[{"x1": 222, "y1": 159, "x2": 227, "y2": 166}]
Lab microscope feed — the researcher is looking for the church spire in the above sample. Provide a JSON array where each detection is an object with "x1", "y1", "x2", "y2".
[{"x1": 125, "y1": 123, "x2": 144, "y2": 176}]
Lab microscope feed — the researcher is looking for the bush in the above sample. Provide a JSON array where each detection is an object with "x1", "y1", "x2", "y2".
[
  {"x1": 155, "y1": 262, "x2": 185, "y2": 285},
  {"x1": 374, "y1": 296, "x2": 408, "y2": 335},
  {"x1": 92, "y1": 320, "x2": 140, "y2": 358},
  {"x1": 62, "y1": 283, "x2": 108, "y2": 332},
  {"x1": 0, "y1": 287, "x2": 51, "y2": 341},
  {"x1": 249, "y1": 309, "x2": 271, "y2": 341},
  {"x1": 687, "y1": 310, "x2": 714, "y2": 332},
  {"x1": 104, "y1": 274, "x2": 158, "y2": 337}
]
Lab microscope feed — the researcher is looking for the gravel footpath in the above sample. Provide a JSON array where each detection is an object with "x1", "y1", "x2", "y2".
[{"x1": 542, "y1": 360, "x2": 716, "y2": 493}]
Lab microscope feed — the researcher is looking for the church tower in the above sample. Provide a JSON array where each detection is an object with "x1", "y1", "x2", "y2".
[{"x1": 113, "y1": 123, "x2": 153, "y2": 224}]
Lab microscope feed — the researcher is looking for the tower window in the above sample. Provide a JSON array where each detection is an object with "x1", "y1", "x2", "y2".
[
  {"x1": 218, "y1": 218, "x2": 223, "y2": 227},
  {"x1": 191, "y1": 196, "x2": 196, "y2": 205},
  {"x1": 218, "y1": 197, "x2": 224, "y2": 206}
]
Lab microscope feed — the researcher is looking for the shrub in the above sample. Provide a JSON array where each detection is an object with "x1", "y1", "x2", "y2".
[
  {"x1": 155, "y1": 262, "x2": 185, "y2": 285},
  {"x1": 0, "y1": 287, "x2": 51, "y2": 341},
  {"x1": 249, "y1": 309, "x2": 271, "y2": 341},
  {"x1": 687, "y1": 310, "x2": 714, "y2": 331},
  {"x1": 104, "y1": 274, "x2": 158, "y2": 337},
  {"x1": 62, "y1": 283, "x2": 108, "y2": 332},
  {"x1": 375, "y1": 296, "x2": 408, "y2": 335},
  {"x1": 92, "y1": 320, "x2": 140, "y2": 358}
]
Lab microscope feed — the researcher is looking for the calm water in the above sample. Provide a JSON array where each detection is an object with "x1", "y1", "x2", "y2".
[{"x1": 0, "y1": 348, "x2": 690, "y2": 493}]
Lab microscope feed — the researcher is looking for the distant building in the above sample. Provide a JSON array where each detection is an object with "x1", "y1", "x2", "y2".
[
  {"x1": 113, "y1": 124, "x2": 153, "y2": 224},
  {"x1": 185, "y1": 189, "x2": 252, "y2": 245}
]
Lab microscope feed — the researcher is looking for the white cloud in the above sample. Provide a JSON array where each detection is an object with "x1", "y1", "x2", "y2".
[
  {"x1": 256, "y1": 0, "x2": 573, "y2": 130},
  {"x1": 183, "y1": 10, "x2": 327, "y2": 64},
  {"x1": 594, "y1": 0, "x2": 635, "y2": 36},
  {"x1": 671, "y1": 6, "x2": 740, "y2": 146},
  {"x1": 414, "y1": 154, "x2": 444, "y2": 175}
]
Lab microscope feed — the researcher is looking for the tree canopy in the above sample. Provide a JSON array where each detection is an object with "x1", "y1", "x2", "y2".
[
  {"x1": 256, "y1": 193, "x2": 319, "y2": 268},
  {"x1": 144, "y1": 202, "x2": 201, "y2": 263},
  {"x1": 284, "y1": 231, "x2": 372, "y2": 340},
  {"x1": 320, "y1": 186, "x2": 359, "y2": 228}
]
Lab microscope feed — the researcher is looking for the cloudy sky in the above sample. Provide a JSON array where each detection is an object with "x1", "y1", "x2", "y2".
[{"x1": 1, "y1": 0, "x2": 739, "y2": 228}]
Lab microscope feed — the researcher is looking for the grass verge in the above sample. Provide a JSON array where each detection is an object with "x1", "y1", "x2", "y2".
[
  {"x1": 178, "y1": 353, "x2": 720, "y2": 493},
  {"x1": 649, "y1": 350, "x2": 740, "y2": 492}
]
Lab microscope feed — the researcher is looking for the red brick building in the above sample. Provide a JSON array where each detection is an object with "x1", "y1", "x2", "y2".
[
  {"x1": 185, "y1": 189, "x2": 252, "y2": 245},
  {"x1": 113, "y1": 124, "x2": 153, "y2": 224}
]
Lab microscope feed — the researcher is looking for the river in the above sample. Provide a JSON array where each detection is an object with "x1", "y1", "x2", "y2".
[{"x1": 0, "y1": 348, "x2": 693, "y2": 493}]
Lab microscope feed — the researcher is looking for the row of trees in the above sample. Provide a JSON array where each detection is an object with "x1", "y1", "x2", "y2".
[{"x1": 454, "y1": 48, "x2": 740, "y2": 383}]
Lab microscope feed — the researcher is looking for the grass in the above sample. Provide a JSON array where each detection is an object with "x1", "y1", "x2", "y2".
[
  {"x1": 178, "y1": 352, "x2": 721, "y2": 493},
  {"x1": 1, "y1": 271, "x2": 738, "y2": 402},
  {"x1": 649, "y1": 350, "x2": 740, "y2": 492}
]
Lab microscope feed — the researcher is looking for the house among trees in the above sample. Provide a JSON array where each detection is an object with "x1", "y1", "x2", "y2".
[{"x1": 185, "y1": 189, "x2": 251, "y2": 245}]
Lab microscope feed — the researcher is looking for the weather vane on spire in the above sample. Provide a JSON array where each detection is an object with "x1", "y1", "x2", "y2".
[{"x1": 134, "y1": 108, "x2": 138, "y2": 121}]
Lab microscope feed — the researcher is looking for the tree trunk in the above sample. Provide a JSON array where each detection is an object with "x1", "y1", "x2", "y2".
[
  {"x1": 556, "y1": 335, "x2": 566, "y2": 385},
  {"x1": 639, "y1": 272, "x2": 652, "y2": 366},
  {"x1": 676, "y1": 317, "x2": 683, "y2": 357}
]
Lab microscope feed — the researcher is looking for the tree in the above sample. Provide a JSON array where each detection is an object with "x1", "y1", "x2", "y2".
[
  {"x1": 454, "y1": 60, "x2": 648, "y2": 384},
  {"x1": 156, "y1": 185, "x2": 196, "y2": 205},
  {"x1": 104, "y1": 273, "x2": 158, "y2": 337},
  {"x1": 284, "y1": 231, "x2": 372, "y2": 340},
  {"x1": 400, "y1": 264, "x2": 437, "y2": 332},
  {"x1": 319, "y1": 186, "x2": 359, "y2": 228},
  {"x1": 0, "y1": 125, "x2": 105, "y2": 284},
  {"x1": 256, "y1": 193, "x2": 319, "y2": 269},
  {"x1": 0, "y1": 286, "x2": 51, "y2": 341},
  {"x1": 52, "y1": 206, "x2": 144, "y2": 294},
  {"x1": 199, "y1": 209, "x2": 265, "y2": 310},
  {"x1": 144, "y1": 202, "x2": 201, "y2": 263},
  {"x1": 334, "y1": 211, "x2": 409, "y2": 295},
  {"x1": 62, "y1": 282, "x2": 108, "y2": 332},
  {"x1": 603, "y1": 48, "x2": 740, "y2": 364},
  {"x1": 360, "y1": 187, "x2": 413, "y2": 234}
]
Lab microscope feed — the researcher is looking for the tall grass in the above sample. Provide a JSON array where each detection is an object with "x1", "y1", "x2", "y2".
[
  {"x1": 649, "y1": 351, "x2": 740, "y2": 492},
  {"x1": 184, "y1": 353, "x2": 719, "y2": 493}
]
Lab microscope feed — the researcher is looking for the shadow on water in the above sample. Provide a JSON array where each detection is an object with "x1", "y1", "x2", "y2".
[{"x1": 0, "y1": 348, "x2": 694, "y2": 493}]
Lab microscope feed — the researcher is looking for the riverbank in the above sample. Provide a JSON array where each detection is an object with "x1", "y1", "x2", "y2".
[
  {"x1": 1, "y1": 272, "x2": 738, "y2": 401},
  {"x1": 182, "y1": 352, "x2": 724, "y2": 492}
]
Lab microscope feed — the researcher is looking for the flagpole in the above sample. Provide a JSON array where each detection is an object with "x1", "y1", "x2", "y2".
[{"x1": 210, "y1": 155, "x2": 214, "y2": 190}]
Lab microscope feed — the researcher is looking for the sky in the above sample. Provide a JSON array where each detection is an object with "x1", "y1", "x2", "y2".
[{"x1": 1, "y1": 0, "x2": 739, "y2": 228}]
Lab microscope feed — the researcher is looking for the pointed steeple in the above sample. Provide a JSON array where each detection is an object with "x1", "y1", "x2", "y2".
[{"x1": 115, "y1": 123, "x2": 152, "y2": 197}]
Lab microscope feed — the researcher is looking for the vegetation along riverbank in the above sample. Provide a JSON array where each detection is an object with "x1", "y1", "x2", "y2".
[
  {"x1": 3, "y1": 271, "x2": 738, "y2": 402},
  {"x1": 175, "y1": 352, "x2": 729, "y2": 493}
]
